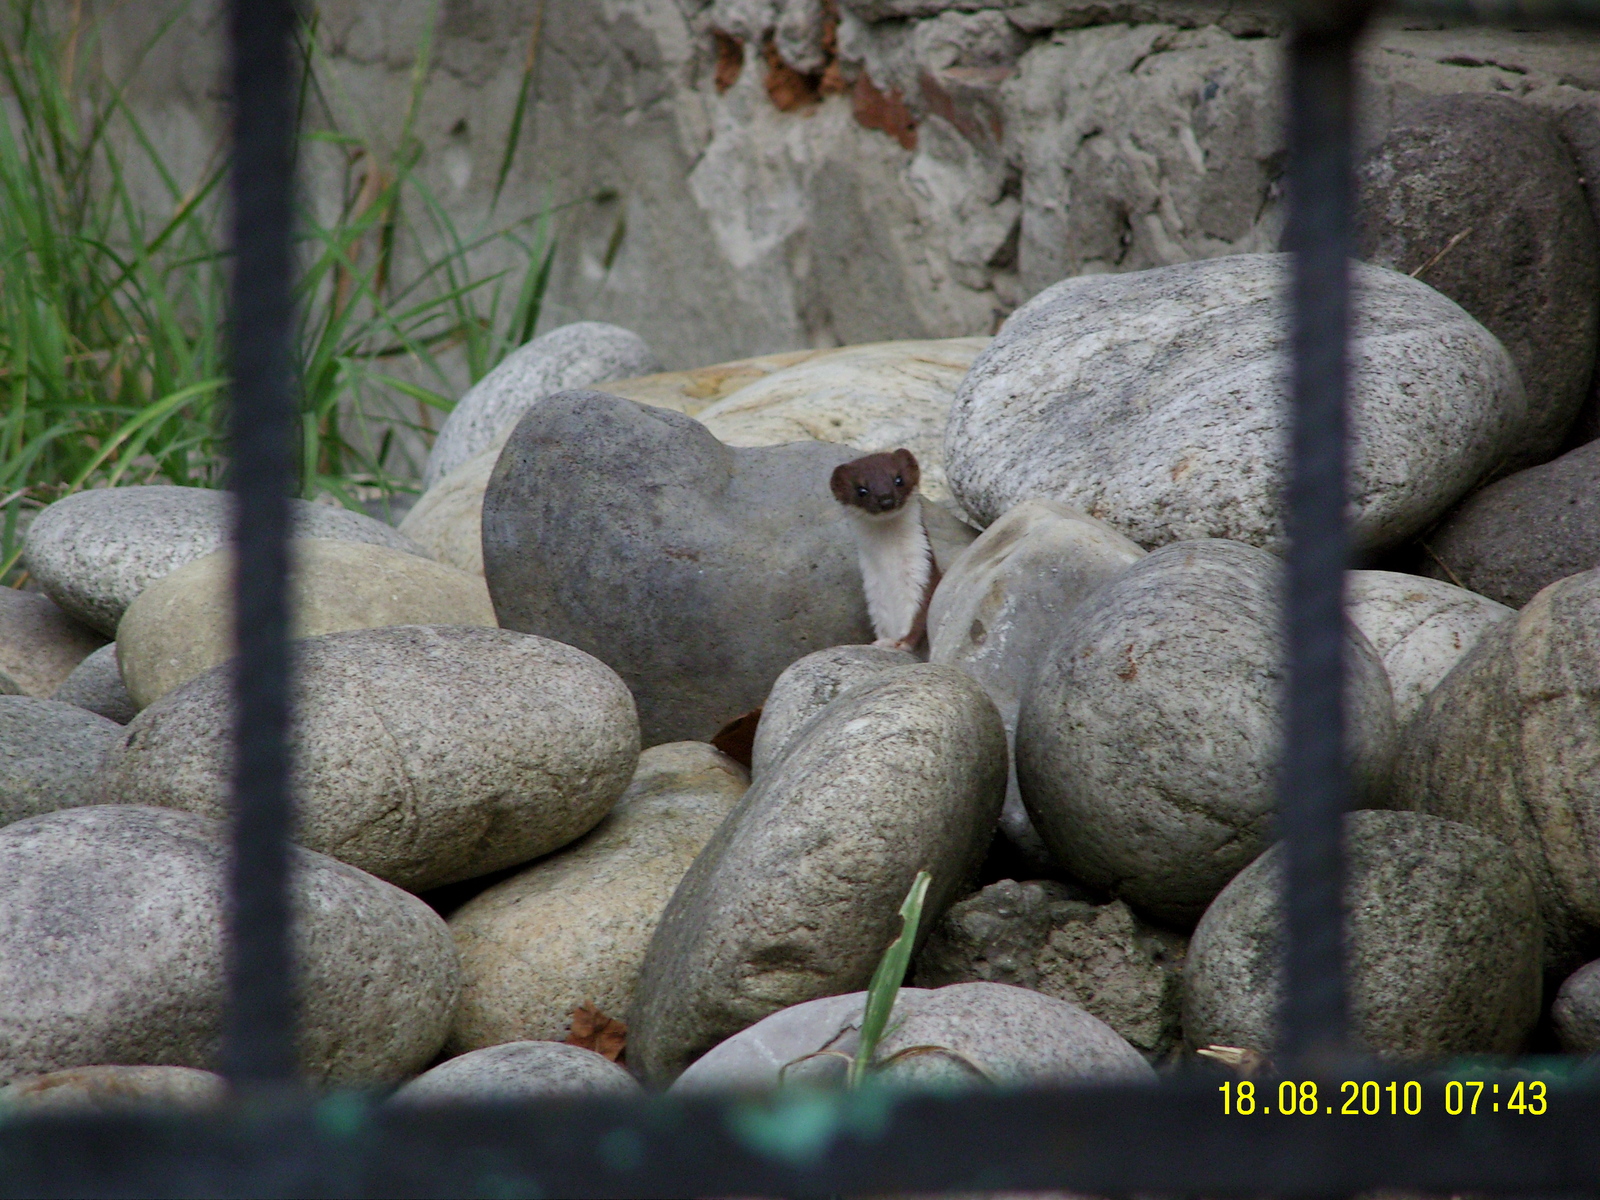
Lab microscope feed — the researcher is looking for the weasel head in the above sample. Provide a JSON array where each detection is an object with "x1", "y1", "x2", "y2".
[{"x1": 830, "y1": 449, "x2": 921, "y2": 519}]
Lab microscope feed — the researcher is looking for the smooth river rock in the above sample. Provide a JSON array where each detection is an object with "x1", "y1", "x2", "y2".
[
  {"x1": 929, "y1": 499, "x2": 1146, "y2": 867},
  {"x1": 482, "y1": 390, "x2": 875, "y2": 745},
  {"x1": 98, "y1": 626, "x2": 639, "y2": 892},
  {"x1": 53, "y1": 644, "x2": 137, "y2": 725},
  {"x1": 1394, "y1": 566, "x2": 1600, "y2": 970},
  {"x1": 0, "y1": 698, "x2": 122, "y2": 829},
  {"x1": 423, "y1": 322, "x2": 661, "y2": 488},
  {"x1": 1553, "y1": 959, "x2": 1600, "y2": 1054},
  {"x1": 1346, "y1": 570, "x2": 1514, "y2": 725},
  {"x1": 749, "y1": 645, "x2": 917, "y2": 778},
  {"x1": 944, "y1": 253, "x2": 1524, "y2": 553},
  {"x1": 1183, "y1": 810, "x2": 1542, "y2": 1058},
  {"x1": 672, "y1": 982, "x2": 1152, "y2": 1093},
  {"x1": 117, "y1": 539, "x2": 497, "y2": 709},
  {"x1": 1421, "y1": 437, "x2": 1600, "y2": 609},
  {"x1": 397, "y1": 350, "x2": 829, "y2": 577},
  {"x1": 1017, "y1": 540, "x2": 1398, "y2": 927},
  {"x1": 0, "y1": 806, "x2": 459, "y2": 1084},
  {"x1": 391, "y1": 1042, "x2": 640, "y2": 1106},
  {"x1": 914, "y1": 880, "x2": 1186, "y2": 1060},
  {"x1": 629, "y1": 665, "x2": 1007, "y2": 1086},
  {"x1": 22, "y1": 486, "x2": 424, "y2": 635},
  {"x1": 0, "y1": 1065, "x2": 225, "y2": 1111},
  {"x1": 0, "y1": 588, "x2": 106, "y2": 697},
  {"x1": 448, "y1": 742, "x2": 748, "y2": 1052},
  {"x1": 695, "y1": 337, "x2": 990, "y2": 505},
  {"x1": 1357, "y1": 92, "x2": 1599, "y2": 467}
]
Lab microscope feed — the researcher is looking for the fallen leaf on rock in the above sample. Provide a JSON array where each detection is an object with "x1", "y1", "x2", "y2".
[{"x1": 567, "y1": 1002, "x2": 627, "y2": 1063}]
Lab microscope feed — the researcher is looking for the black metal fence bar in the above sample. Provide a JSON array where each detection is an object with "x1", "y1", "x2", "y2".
[
  {"x1": 222, "y1": 0, "x2": 300, "y2": 1088},
  {"x1": 1280, "y1": 8, "x2": 1363, "y2": 1068}
]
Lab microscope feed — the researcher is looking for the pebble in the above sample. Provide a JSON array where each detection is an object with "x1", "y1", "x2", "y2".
[
  {"x1": 52, "y1": 644, "x2": 137, "y2": 725},
  {"x1": 0, "y1": 697, "x2": 123, "y2": 829},
  {"x1": 0, "y1": 588, "x2": 106, "y2": 697}
]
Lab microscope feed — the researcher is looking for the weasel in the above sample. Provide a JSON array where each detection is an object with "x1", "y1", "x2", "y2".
[{"x1": 830, "y1": 448, "x2": 940, "y2": 652}]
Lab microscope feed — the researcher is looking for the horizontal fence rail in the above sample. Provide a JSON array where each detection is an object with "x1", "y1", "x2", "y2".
[
  {"x1": 3, "y1": 0, "x2": 1600, "y2": 1196},
  {"x1": 3, "y1": 1077, "x2": 1600, "y2": 1198}
]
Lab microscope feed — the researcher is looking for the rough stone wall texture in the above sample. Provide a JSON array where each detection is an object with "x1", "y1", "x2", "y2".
[{"x1": 65, "y1": 2, "x2": 1600, "y2": 379}]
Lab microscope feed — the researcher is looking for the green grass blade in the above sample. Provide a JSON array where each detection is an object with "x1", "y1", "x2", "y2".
[{"x1": 851, "y1": 870, "x2": 932, "y2": 1090}]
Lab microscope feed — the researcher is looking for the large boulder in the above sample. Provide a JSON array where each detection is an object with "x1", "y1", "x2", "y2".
[
  {"x1": 629, "y1": 665, "x2": 1006, "y2": 1085},
  {"x1": 482, "y1": 390, "x2": 875, "y2": 745},
  {"x1": 1346, "y1": 570, "x2": 1514, "y2": 726},
  {"x1": 98, "y1": 626, "x2": 639, "y2": 892},
  {"x1": 914, "y1": 880, "x2": 1186, "y2": 1060},
  {"x1": 0, "y1": 698, "x2": 123, "y2": 829},
  {"x1": 22, "y1": 486, "x2": 424, "y2": 635},
  {"x1": 117, "y1": 539, "x2": 497, "y2": 709},
  {"x1": 1017, "y1": 540, "x2": 1398, "y2": 927},
  {"x1": 53, "y1": 644, "x2": 137, "y2": 725},
  {"x1": 1394, "y1": 567, "x2": 1600, "y2": 970},
  {"x1": 0, "y1": 589, "x2": 106, "y2": 698},
  {"x1": 0, "y1": 806, "x2": 459, "y2": 1084},
  {"x1": 944, "y1": 254, "x2": 1524, "y2": 553},
  {"x1": 390, "y1": 1041, "x2": 640, "y2": 1105},
  {"x1": 423, "y1": 322, "x2": 661, "y2": 488},
  {"x1": 1421, "y1": 437, "x2": 1600, "y2": 609},
  {"x1": 1182, "y1": 810, "x2": 1543, "y2": 1058},
  {"x1": 749, "y1": 645, "x2": 918, "y2": 777},
  {"x1": 448, "y1": 743, "x2": 748, "y2": 1052},
  {"x1": 928, "y1": 499, "x2": 1145, "y2": 866},
  {"x1": 695, "y1": 337, "x2": 990, "y2": 504},
  {"x1": 1357, "y1": 92, "x2": 1600, "y2": 467},
  {"x1": 671, "y1": 982, "x2": 1153, "y2": 1093}
]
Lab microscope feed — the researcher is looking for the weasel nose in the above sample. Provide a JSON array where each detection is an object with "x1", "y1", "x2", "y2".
[{"x1": 875, "y1": 494, "x2": 896, "y2": 511}]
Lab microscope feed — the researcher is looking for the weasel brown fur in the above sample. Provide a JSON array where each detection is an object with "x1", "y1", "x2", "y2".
[{"x1": 829, "y1": 449, "x2": 940, "y2": 652}]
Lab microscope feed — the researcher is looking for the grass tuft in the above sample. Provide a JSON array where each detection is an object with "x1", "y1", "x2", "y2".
[{"x1": 0, "y1": 0, "x2": 572, "y2": 580}]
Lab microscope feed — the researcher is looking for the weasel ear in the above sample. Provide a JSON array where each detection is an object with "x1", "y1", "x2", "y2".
[
  {"x1": 829, "y1": 463, "x2": 853, "y2": 504},
  {"x1": 893, "y1": 448, "x2": 920, "y2": 489}
]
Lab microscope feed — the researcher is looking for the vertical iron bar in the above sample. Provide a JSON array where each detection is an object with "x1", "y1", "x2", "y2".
[
  {"x1": 1281, "y1": 12, "x2": 1366, "y2": 1067},
  {"x1": 222, "y1": 0, "x2": 300, "y2": 1086}
]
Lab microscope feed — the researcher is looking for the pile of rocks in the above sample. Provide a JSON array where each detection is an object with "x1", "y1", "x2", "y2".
[{"x1": 5, "y1": 237, "x2": 1600, "y2": 1107}]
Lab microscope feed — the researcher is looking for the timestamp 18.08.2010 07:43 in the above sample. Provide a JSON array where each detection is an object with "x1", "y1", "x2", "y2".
[{"x1": 1219, "y1": 1079, "x2": 1549, "y2": 1116}]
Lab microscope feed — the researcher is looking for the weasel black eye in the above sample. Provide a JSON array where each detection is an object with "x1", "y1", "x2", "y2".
[
  {"x1": 893, "y1": 476, "x2": 903, "y2": 486},
  {"x1": 856, "y1": 485, "x2": 868, "y2": 497}
]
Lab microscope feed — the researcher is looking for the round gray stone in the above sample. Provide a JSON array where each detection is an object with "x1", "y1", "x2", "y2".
[
  {"x1": 1016, "y1": 540, "x2": 1398, "y2": 927},
  {"x1": 1346, "y1": 570, "x2": 1513, "y2": 726},
  {"x1": 1394, "y1": 566, "x2": 1600, "y2": 970},
  {"x1": 750, "y1": 645, "x2": 918, "y2": 778},
  {"x1": 448, "y1": 742, "x2": 748, "y2": 1052},
  {"x1": 671, "y1": 982, "x2": 1153, "y2": 1094},
  {"x1": 53, "y1": 644, "x2": 137, "y2": 725},
  {"x1": 1421, "y1": 436, "x2": 1600, "y2": 609},
  {"x1": 0, "y1": 805, "x2": 459, "y2": 1084},
  {"x1": 97, "y1": 625, "x2": 640, "y2": 892},
  {"x1": 482, "y1": 390, "x2": 876, "y2": 745},
  {"x1": 0, "y1": 588, "x2": 106, "y2": 698},
  {"x1": 1357, "y1": 92, "x2": 1599, "y2": 467},
  {"x1": 944, "y1": 253, "x2": 1524, "y2": 554},
  {"x1": 0, "y1": 1065, "x2": 224, "y2": 1111},
  {"x1": 1182, "y1": 810, "x2": 1542, "y2": 1058},
  {"x1": 1553, "y1": 959, "x2": 1600, "y2": 1054},
  {"x1": 0, "y1": 697, "x2": 123, "y2": 829},
  {"x1": 390, "y1": 1042, "x2": 640, "y2": 1106},
  {"x1": 22, "y1": 486, "x2": 426, "y2": 635},
  {"x1": 423, "y1": 322, "x2": 662, "y2": 489},
  {"x1": 629, "y1": 665, "x2": 1007, "y2": 1086},
  {"x1": 928, "y1": 499, "x2": 1146, "y2": 868}
]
